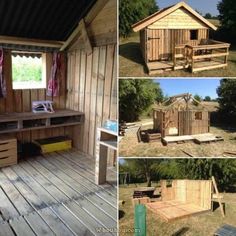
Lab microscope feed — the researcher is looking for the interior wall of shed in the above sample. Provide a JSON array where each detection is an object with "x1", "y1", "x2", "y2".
[
  {"x1": 0, "y1": 51, "x2": 67, "y2": 143},
  {"x1": 66, "y1": 0, "x2": 117, "y2": 164}
]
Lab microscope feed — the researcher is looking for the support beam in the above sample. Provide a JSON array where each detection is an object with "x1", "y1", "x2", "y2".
[
  {"x1": 60, "y1": 19, "x2": 92, "y2": 54},
  {"x1": 0, "y1": 35, "x2": 64, "y2": 48}
]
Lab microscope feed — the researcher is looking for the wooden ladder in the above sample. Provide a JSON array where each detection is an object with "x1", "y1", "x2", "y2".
[{"x1": 212, "y1": 176, "x2": 225, "y2": 217}]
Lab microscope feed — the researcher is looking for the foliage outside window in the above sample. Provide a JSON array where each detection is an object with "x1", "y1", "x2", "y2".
[{"x1": 12, "y1": 53, "x2": 46, "y2": 89}]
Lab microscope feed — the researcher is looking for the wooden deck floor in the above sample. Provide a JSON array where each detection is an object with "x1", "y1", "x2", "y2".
[
  {"x1": 146, "y1": 200, "x2": 208, "y2": 222},
  {"x1": 0, "y1": 149, "x2": 117, "y2": 236}
]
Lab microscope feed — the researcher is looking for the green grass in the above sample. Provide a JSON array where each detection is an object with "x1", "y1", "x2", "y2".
[
  {"x1": 119, "y1": 33, "x2": 236, "y2": 77},
  {"x1": 119, "y1": 184, "x2": 236, "y2": 236}
]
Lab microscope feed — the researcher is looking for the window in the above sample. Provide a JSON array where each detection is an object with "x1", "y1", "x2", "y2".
[
  {"x1": 195, "y1": 112, "x2": 202, "y2": 120},
  {"x1": 12, "y1": 52, "x2": 46, "y2": 89},
  {"x1": 190, "y1": 30, "x2": 198, "y2": 40}
]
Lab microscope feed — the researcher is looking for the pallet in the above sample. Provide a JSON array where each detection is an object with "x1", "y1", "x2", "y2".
[
  {"x1": 162, "y1": 133, "x2": 224, "y2": 145},
  {"x1": 192, "y1": 134, "x2": 224, "y2": 144},
  {"x1": 146, "y1": 200, "x2": 209, "y2": 222},
  {"x1": 162, "y1": 135, "x2": 194, "y2": 145}
]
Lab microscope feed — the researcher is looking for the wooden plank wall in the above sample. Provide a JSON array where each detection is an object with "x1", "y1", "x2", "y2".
[
  {"x1": 66, "y1": 0, "x2": 117, "y2": 163},
  {"x1": 0, "y1": 51, "x2": 67, "y2": 143},
  {"x1": 140, "y1": 29, "x2": 147, "y2": 62},
  {"x1": 161, "y1": 180, "x2": 212, "y2": 210},
  {"x1": 149, "y1": 8, "x2": 207, "y2": 30},
  {"x1": 185, "y1": 180, "x2": 212, "y2": 209},
  {"x1": 66, "y1": 45, "x2": 117, "y2": 161},
  {"x1": 179, "y1": 110, "x2": 209, "y2": 135},
  {"x1": 147, "y1": 29, "x2": 208, "y2": 61}
]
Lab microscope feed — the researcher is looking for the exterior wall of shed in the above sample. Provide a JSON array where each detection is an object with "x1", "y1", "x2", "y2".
[
  {"x1": 140, "y1": 29, "x2": 147, "y2": 62},
  {"x1": 66, "y1": 0, "x2": 117, "y2": 163},
  {"x1": 146, "y1": 28, "x2": 209, "y2": 61},
  {"x1": 178, "y1": 110, "x2": 209, "y2": 135},
  {"x1": 0, "y1": 51, "x2": 67, "y2": 143},
  {"x1": 161, "y1": 180, "x2": 212, "y2": 210},
  {"x1": 153, "y1": 109, "x2": 209, "y2": 136}
]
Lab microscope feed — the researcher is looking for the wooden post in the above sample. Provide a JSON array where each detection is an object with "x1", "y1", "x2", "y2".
[
  {"x1": 212, "y1": 176, "x2": 225, "y2": 217},
  {"x1": 191, "y1": 48, "x2": 194, "y2": 73}
]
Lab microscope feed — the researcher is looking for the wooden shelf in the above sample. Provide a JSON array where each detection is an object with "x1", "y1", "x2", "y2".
[
  {"x1": 95, "y1": 127, "x2": 118, "y2": 185},
  {"x1": 99, "y1": 140, "x2": 117, "y2": 150},
  {"x1": 0, "y1": 109, "x2": 84, "y2": 134}
]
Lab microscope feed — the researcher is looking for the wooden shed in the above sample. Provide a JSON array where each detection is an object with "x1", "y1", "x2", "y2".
[
  {"x1": 132, "y1": 1, "x2": 230, "y2": 74},
  {"x1": 153, "y1": 93, "x2": 210, "y2": 137},
  {"x1": 0, "y1": 0, "x2": 117, "y2": 235}
]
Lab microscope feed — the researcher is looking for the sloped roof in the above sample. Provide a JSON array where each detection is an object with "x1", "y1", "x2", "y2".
[
  {"x1": 0, "y1": 0, "x2": 96, "y2": 41},
  {"x1": 132, "y1": 1, "x2": 217, "y2": 32}
]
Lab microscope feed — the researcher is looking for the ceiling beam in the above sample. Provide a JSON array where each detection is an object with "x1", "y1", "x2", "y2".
[{"x1": 0, "y1": 35, "x2": 64, "y2": 48}]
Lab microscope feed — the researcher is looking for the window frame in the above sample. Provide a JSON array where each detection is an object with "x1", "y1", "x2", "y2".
[
  {"x1": 11, "y1": 51, "x2": 47, "y2": 90},
  {"x1": 190, "y1": 30, "x2": 198, "y2": 40}
]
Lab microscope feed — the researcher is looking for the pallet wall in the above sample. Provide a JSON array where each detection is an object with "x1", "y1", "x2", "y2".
[
  {"x1": 66, "y1": 0, "x2": 117, "y2": 162},
  {"x1": 161, "y1": 179, "x2": 212, "y2": 210},
  {"x1": 0, "y1": 50, "x2": 67, "y2": 143},
  {"x1": 66, "y1": 45, "x2": 117, "y2": 162}
]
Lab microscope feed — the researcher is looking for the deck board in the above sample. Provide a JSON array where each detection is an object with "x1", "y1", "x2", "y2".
[
  {"x1": 146, "y1": 200, "x2": 208, "y2": 222},
  {"x1": 0, "y1": 150, "x2": 117, "y2": 236}
]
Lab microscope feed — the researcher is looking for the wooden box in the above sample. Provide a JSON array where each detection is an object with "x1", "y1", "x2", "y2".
[
  {"x1": 0, "y1": 138, "x2": 17, "y2": 168},
  {"x1": 34, "y1": 136, "x2": 72, "y2": 153}
]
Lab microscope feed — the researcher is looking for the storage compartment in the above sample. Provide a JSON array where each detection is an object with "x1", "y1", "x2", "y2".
[
  {"x1": 0, "y1": 138, "x2": 17, "y2": 168},
  {"x1": 23, "y1": 119, "x2": 47, "y2": 129},
  {"x1": 34, "y1": 136, "x2": 72, "y2": 153},
  {"x1": 50, "y1": 115, "x2": 82, "y2": 125},
  {"x1": 0, "y1": 121, "x2": 18, "y2": 132}
]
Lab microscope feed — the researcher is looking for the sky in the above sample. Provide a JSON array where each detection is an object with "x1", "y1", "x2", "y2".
[
  {"x1": 157, "y1": 0, "x2": 220, "y2": 16},
  {"x1": 156, "y1": 78, "x2": 221, "y2": 99}
]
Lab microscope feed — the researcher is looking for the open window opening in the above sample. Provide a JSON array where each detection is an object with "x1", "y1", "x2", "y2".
[
  {"x1": 166, "y1": 180, "x2": 173, "y2": 188},
  {"x1": 195, "y1": 112, "x2": 202, "y2": 120},
  {"x1": 12, "y1": 52, "x2": 46, "y2": 89},
  {"x1": 190, "y1": 30, "x2": 198, "y2": 40}
]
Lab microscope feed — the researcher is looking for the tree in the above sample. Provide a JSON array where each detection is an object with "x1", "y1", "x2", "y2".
[
  {"x1": 120, "y1": 159, "x2": 236, "y2": 191},
  {"x1": 204, "y1": 13, "x2": 212, "y2": 19},
  {"x1": 217, "y1": 79, "x2": 236, "y2": 123},
  {"x1": 217, "y1": 0, "x2": 236, "y2": 43},
  {"x1": 192, "y1": 94, "x2": 202, "y2": 106},
  {"x1": 119, "y1": 79, "x2": 163, "y2": 122},
  {"x1": 119, "y1": 0, "x2": 159, "y2": 37},
  {"x1": 121, "y1": 159, "x2": 162, "y2": 187},
  {"x1": 204, "y1": 96, "x2": 211, "y2": 101}
]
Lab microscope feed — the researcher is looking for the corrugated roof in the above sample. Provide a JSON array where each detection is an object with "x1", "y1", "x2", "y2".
[{"x1": 0, "y1": 0, "x2": 96, "y2": 41}]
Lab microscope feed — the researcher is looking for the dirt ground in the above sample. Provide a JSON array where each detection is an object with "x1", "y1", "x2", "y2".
[
  {"x1": 119, "y1": 33, "x2": 236, "y2": 78},
  {"x1": 119, "y1": 120, "x2": 236, "y2": 157},
  {"x1": 119, "y1": 184, "x2": 236, "y2": 236}
]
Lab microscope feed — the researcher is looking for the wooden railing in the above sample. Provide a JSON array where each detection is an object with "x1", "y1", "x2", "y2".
[{"x1": 174, "y1": 40, "x2": 230, "y2": 72}]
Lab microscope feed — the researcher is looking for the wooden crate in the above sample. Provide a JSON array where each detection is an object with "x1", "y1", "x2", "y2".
[
  {"x1": 34, "y1": 136, "x2": 72, "y2": 153},
  {"x1": 0, "y1": 138, "x2": 17, "y2": 168}
]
